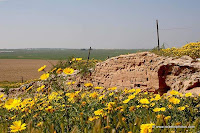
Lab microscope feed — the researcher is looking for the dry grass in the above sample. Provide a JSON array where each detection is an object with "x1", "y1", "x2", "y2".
[{"x1": 0, "y1": 59, "x2": 58, "y2": 82}]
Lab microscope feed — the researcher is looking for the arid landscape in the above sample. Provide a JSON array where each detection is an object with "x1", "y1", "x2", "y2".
[{"x1": 0, "y1": 59, "x2": 58, "y2": 82}]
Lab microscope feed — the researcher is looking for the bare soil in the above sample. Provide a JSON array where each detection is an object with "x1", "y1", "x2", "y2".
[{"x1": 0, "y1": 59, "x2": 58, "y2": 82}]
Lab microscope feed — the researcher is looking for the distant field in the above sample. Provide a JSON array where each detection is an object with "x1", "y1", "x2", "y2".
[
  {"x1": 0, "y1": 49, "x2": 148, "y2": 82},
  {"x1": 0, "y1": 59, "x2": 58, "y2": 82},
  {"x1": 0, "y1": 48, "x2": 148, "y2": 60}
]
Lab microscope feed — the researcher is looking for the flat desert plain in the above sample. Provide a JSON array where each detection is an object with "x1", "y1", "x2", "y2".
[{"x1": 0, "y1": 59, "x2": 59, "y2": 82}]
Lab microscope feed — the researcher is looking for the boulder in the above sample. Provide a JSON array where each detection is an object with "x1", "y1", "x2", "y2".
[{"x1": 85, "y1": 52, "x2": 200, "y2": 95}]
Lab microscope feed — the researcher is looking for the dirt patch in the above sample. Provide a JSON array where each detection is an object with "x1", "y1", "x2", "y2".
[{"x1": 0, "y1": 59, "x2": 58, "y2": 82}]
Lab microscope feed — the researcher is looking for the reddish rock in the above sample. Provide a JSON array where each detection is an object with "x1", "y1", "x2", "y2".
[{"x1": 84, "y1": 52, "x2": 200, "y2": 95}]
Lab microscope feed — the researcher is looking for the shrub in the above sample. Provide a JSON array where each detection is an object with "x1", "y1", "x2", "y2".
[{"x1": 152, "y1": 42, "x2": 200, "y2": 59}]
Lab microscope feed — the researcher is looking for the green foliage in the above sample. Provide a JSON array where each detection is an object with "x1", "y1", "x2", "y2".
[
  {"x1": 3, "y1": 87, "x2": 10, "y2": 95},
  {"x1": 51, "y1": 57, "x2": 99, "y2": 77}
]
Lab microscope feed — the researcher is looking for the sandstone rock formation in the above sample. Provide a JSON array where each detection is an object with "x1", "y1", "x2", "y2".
[{"x1": 86, "y1": 52, "x2": 200, "y2": 95}]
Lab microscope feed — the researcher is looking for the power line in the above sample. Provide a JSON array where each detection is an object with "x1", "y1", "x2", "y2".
[{"x1": 159, "y1": 27, "x2": 192, "y2": 30}]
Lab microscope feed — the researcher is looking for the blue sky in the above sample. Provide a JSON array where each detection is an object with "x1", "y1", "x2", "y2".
[{"x1": 0, "y1": 0, "x2": 200, "y2": 49}]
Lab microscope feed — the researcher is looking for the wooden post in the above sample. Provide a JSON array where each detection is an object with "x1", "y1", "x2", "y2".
[
  {"x1": 87, "y1": 47, "x2": 92, "y2": 62},
  {"x1": 21, "y1": 76, "x2": 23, "y2": 83},
  {"x1": 156, "y1": 20, "x2": 160, "y2": 50}
]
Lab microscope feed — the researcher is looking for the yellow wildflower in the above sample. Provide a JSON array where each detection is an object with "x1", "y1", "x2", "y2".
[
  {"x1": 107, "y1": 102, "x2": 115, "y2": 110},
  {"x1": 156, "y1": 114, "x2": 162, "y2": 119},
  {"x1": 128, "y1": 88, "x2": 135, "y2": 93},
  {"x1": 150, "y1": 103, "x2": 155, "y2": 107},
  {"x1": 84, "y1": 83, "x2": 93, "y2": 87},
  {"x1": 36, "y1": 122, "x2": 43, "y2": 127},
  {"x1": 136, "y1": 88, "x2": 141, "y2": 93},
  {"x1": 128, "y1": 94, "x2": 135, "y2": 100},
  {"x1": 170, "y1": 90, "x2": 179, "y2": 95},
  {"x1": 109, "y1": 92, "x2": 114, "y2": 96},
  {"x1": 63, "y1": 68, "x2": 74, "y2": 75},
  {"x1": 89, "y1": 92, "x2": 98, "y2": 98},
  {"x1": 10, "y1": 115, "x2": 16, "y2": 120},
  {"x1": 88, "y1": 116, "x2": 99, "y2": 121},
  {"x1": 153, "y1": 108, "x2": 160, "y2": 112},
  {"x1": 136, "y1": 105, "x2": 141, "y2": 108},
  {"x1": 154, "y1": 94, "x2": 161, "y2": 101},
  {"x1": 124, "y1": 88, "x2": 129, "y2": 93},
  {"x1": 164, "y1": 116, "x2": 171, "y2": 121},
  {"x1": 40, "y1": 73, "x2": 49, "y2": 80},
  {"x1": 81, "y1": 101, "x2": 86, "y2": 106},
  {"x1": 94, "y1": 109, "x2": 104, "y2": 116},
  {"x1": 123, "y1": 99, "x2": 130, "y2": 104},
  {"x1": 139, "y1": 98, "x2": 150, "y2": 104},
  {"x1": 178, "y1": 106, "x2": 185, "y2": 111},
  {"x1": 26, "y1": 86, "x2": 33, "y2": 91},
  {"x1": 168, "y1": 104, "x2": 173, "y2": 109},
  {"x1": 153, "y1": 107, "x2": 166, "y2": 112},
  {"x1": 76, "y1": 58, "x2": 82, "y2": 61},
  {"x1": 81, "y1": 93, "x2": 86, "y2": 98},
  {"x1": 50, "y1": 67, "x2": 57, "y2": 72},
  {"x1": 56, "y1": 68, "x2": 63, "y2": 74},
  {"x1": 108, "y1": 87, "x2": 117, "y2": 91},
  {"x1": 140, "y1": 123, "x2": 155, "y2": 133},
  {"x1": 38, "y1": 65, "x2": 46, "y2": 72},
  {"x1": 75, "y1": 91, "x2": 81, "y2": 94},
  {"x1": 10, "y1": 120, "x2": 26, "y2": 132},
  {"x1": 0, "y1": 94, "x2": 4, "y2": 98},
  {"x1": 104, "y1": 125, "x2": 111, "y2": 129},
  {"x1": 169, "y1": 97, "x2": 180, "y2": 104},
  {"x1": 129, "y1": 106, "x2": 135, "y2": 111},
  {"x1": 45, "y1": 106, "x2": 55, "y2": 113},
  {"x1": 37, "y1": 85, "x2": 45, "y2": 92},
  {"x1": 185, "y1": 92, "x2": 192, "y2": 97},
  {"x1": 142, "y1": 105, "x2": 149, "y2": 108},
  {"x1": 94, "y1": 86, "x2": 104, "y2": 89},
  {"x1": 48, "y1": 92, "x2": 58, "y2": 101},
  {"x1": 66, "y1": 82, "x2": 72, "y2": 85},
  {"x1": 160, "y1": 107, "x2": 166, "y2": 111},
  {"x1": 72, "y1": 58, "x2": 82, "y2": 61},
  {"x1": 65, "y1": 93, "x2": 71, "y2": 97},
  {"x1": 99, "y1": 95, "x2": 105, "y2": 100},
  {"x1": 5, "y1": 99, "x2": 21, "y2": 110},
  {"x1": 67, "y1": 93, "x2": 76, "y2": 103}
]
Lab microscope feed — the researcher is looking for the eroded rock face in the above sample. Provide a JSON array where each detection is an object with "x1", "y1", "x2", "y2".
[{"x1": 86, "y1": 52, "x2": 200, "y2": 95}]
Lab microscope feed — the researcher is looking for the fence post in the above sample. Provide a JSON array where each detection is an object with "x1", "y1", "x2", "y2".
[{"x1": 87, "y1": 47, "x2": 92, "y2": 62}]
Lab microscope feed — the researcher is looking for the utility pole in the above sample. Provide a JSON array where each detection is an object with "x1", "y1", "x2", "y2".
[
  {"x1": 87, "y1": 46, "x2": 92, "y2": 62},
  {"x1": 156, "y1": 20, "x2": 160, "y2": 50}
]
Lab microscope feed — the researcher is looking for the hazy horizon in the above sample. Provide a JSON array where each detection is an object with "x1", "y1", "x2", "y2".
[
  {"x1": 0, "y1": 0, "x2": 200, "y2": 49},
  {"x1": 0, "y1": 47, "x2": 150, "y2": 50}
]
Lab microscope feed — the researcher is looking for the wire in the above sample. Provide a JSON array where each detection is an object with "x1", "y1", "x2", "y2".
[{"x1": 159, "y1": 27, "x2": 192, "y2": 30}]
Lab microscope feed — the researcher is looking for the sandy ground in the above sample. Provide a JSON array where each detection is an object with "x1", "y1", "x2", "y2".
[{"x1": 0, "y1": 59, "x2": 59, "y2": 82}]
